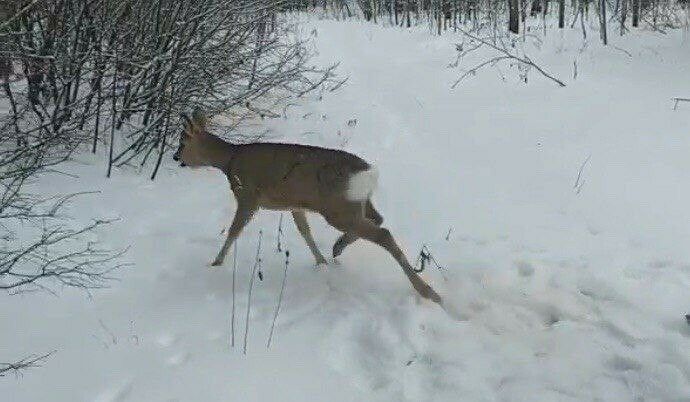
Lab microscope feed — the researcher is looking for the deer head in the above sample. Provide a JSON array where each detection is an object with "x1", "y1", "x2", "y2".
[{"x1": 173, "y1": 109, "x2": 232, "y2": 169}]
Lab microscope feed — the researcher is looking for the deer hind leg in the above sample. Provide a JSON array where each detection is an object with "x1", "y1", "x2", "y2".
[
  {"x1": 332, "y1": 200, "x2": 383, "y2": 258},
  {"x1": 291, "y1": 210, "x2": 328, "y2": 265},
  {"x1": 323, "y1": 204, "x2": 441, "y2": 304},
  {"x1": 354, "y1": 221, "x2": 441, "y2": 303},
  {"x1": 211, "y1": 198, "x2": 257, "y2": 266},
  {"x1": 351, "y1": 220, "x2": 441, "y2": 303},
  {"x1": 332, "y1": 233, "x2": 356, "y2": 258}
]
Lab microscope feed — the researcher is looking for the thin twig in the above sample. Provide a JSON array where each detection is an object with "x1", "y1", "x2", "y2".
[
  {"x1": 0, "y1": 0, "x2": 46, "y2": 31},
  {"x1": 267, "y1": 250, "x2": 290, "y2": 349},
  {"x1": 453, "y1": 27, "x2": 566, "y2": 88},
  {"x1": 672, "y1": 97, "x2": 690, "y2": 110},
  {"x1": 0, "y1": 351, "x2": 54, "y2": 378},
  {"x1": 574, "y1": 154, "x2": 591, "y2": 194},
  {"x1": 414, "y1": 244, "x2": 445, "y2": 273},
  {"x1": 230, "y1": 241, "x2": 237, "y2": 348},
  {"x1": 276, "y1": 213, "x2": 283, "y2": 252},
  {"x1": 613, "y1": 45, "x2": 633, "y2": 58},
  {"x1": 243, "y1": 230, "x2": 262, "y2": 355},
  {"x1": 329, "y1": 76, "x2": 349, "y2": 92}
]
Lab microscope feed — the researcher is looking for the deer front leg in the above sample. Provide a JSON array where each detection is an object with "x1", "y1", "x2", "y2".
[
  {"x1": 292, "y1": 210, "x2": 328, "y2": 265},
  {"x1": 211, "y1": 198, "x2": 257, "y2": 266}
]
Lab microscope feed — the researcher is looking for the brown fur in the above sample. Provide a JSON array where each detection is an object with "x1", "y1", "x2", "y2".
[{"x1": 175, "y1": 111, "x2": 441, "y2": 304}]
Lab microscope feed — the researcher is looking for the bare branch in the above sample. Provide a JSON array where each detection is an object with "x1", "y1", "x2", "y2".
[
  {"x1": 0, "y1": 351, "x2": 54, "y2": 378},
  {"x1": 453, "y1": 27, "x2": 566, "y2": 88}
]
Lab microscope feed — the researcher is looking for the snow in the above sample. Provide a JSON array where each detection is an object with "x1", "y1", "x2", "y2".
[{"x1": 3, "y1": 17, "x2": 690, "y2": 401}]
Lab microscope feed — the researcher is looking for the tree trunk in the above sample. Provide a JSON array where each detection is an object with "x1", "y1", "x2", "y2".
[
  {"x1": 0, "y1": 1, "x2": 13, "y2": 80},
  {"x1": 580, "y1": 0, "x2": 587, "y2": 39},
  {"x1": 530, "y1": 0, "x2": 540, "y2": 16},
  {"x1": 394, "y1": 0, "x2": 398, "y2": 25},
  {"x1": 620, "y1": 0, "x2": 627, "y2": 35},
  {"x1": 509, "y1": 0, "x2": 520, "y2": 33},
  {"x1": 600, "y1": 0, "x2": 608, "y2": 44},
  {"x1": 558, "y1": 0, "x2": 565, "y2": 28},
  {"x1": 632, "y1": 0, "x2": 639, "y2": 26}
]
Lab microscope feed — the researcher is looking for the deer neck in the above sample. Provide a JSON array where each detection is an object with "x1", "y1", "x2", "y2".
[{"x1": 203, "y1": 134, "x2": 237, "y2": 171}]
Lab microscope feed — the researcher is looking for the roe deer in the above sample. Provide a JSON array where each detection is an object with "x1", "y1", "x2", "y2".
[{"x1": 173, "y1": 110, "x2": 441, "y2": 304}]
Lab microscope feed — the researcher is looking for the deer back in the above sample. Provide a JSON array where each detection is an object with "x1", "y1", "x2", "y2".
[{"x1": 223, "y1": 143, "x2": 377, "y2": 212}]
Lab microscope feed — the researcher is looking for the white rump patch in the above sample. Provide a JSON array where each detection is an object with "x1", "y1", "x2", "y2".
[{"x1": 346, "y1": 168, "x2": 378, "y2": 201}]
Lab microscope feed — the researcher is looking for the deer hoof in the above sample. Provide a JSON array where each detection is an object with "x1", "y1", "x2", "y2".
[
  {"x1": 315, "y1": 256, "x2": 328, "y2": 265},
  {"x1": 332, "y1": 244, "x2": 345, "y2": 258}
]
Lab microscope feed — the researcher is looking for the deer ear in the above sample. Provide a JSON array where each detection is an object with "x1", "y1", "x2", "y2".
[{"x1": 190, "y1": 107, "x2": 207, "y2": 132}]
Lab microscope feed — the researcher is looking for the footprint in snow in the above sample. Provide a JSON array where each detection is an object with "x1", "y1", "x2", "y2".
[
  {"x1": 587, "y1": 225, "x2": 602, "y2": 235},
  {"x1": 606, "y1": 355, "x2": 643, "y2": 372},
  {"x1": 166, "y1": 352, "x2": 191, "y2": 367},
  {"x1": 94, "y1": 381, "x2": 133, "y2": 402},
  {"x1": 156, "y1": 333, "x2": 177, "y2": 348},
  {"x1": 515, "y1": 260, "x2": 535, "y2": 277},
  {"x1": 647, "y1": 259, "x2": 673, "y2": 269}
]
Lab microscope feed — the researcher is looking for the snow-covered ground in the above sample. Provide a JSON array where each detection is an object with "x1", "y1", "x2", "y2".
[{"x1": 3, "y1": 17, "x2": 690, "y2": 401}]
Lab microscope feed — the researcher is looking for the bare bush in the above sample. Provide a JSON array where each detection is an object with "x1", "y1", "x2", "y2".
[
  {"x1": 1, "y1": 0, "x2": 336, "y2": 179},
  {"x1": 0, "y1": 105, "x2": 121, "y2": 293},
  {"x1": 0, "y1": 142, "x2": 123, "y2": 293},
  {"x1": 1, "y1": 0, "x2": 334, "y2": 377}
]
